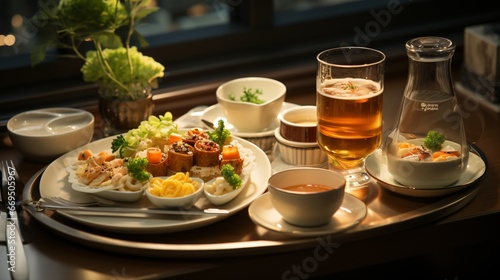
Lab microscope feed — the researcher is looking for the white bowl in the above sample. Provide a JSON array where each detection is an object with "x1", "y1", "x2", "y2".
[
  {"x1": 203, "y1": 176, "x2": 246, "y2": 205},
  {"x1": 7, "y1": 107, "x2": 94, "y2": 162},
  {"x1": 145, "y1": 176, "x2": 204, "y2": 209},
  {"x1": 386, "y1": 139, "x2": 469, "y2": 189},
  {"x1": 268, "y1": 168, "x2": 346, "y2": 227},
  {"x1": 274, "y1": 128, "x2": 327, "y2": 166},
  {"x1": 216, "y1": 77, "x2": 286, "y2": 132},
  {"x1": 93, "y1": 189, "x2": 145, "y2": 203}
]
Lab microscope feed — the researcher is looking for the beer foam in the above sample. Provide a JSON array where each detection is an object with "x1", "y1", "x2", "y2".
[{"x1": 319, "y1": 78, "x2": 382, "y2": 99}]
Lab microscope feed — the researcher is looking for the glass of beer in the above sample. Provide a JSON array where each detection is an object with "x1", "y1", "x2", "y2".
[{"x1": 316, "y1": 47, "x2": 385, "y2": 189}]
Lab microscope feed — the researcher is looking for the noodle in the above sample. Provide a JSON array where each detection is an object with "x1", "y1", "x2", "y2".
[{"x1": 148, "y1": 172, "x2": 200, "y2": 198}]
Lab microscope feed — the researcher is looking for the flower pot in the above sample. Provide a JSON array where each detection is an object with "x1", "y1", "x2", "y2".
[{"x1": 99, "y1": 92, "x2": 154, "y2": 136}]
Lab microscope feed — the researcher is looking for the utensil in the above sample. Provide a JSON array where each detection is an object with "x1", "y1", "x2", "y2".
[
  {"x1": 1, "y1": 160, "x2": 29, "y2": 280},
  {"x1": 32, "y1": 197, "x2": 230, "y2": 216}
]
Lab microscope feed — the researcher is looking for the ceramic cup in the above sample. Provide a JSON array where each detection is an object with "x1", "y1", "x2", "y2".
[{"x1": 268, "y1": 167, "x2": 346, "y2": 227}]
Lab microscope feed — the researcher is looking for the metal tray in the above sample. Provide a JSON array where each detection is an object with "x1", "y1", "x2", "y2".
[{"x1": 22, "y1": 147, "x2": 487, "y2": 259}]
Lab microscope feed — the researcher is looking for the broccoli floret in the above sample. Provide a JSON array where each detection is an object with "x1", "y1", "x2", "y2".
[
  {"x1": 126, "y1": 157, "x2": 151, "y2": 182},
  {"x1": 207, "y1": 119, "x2": 231, "y2": 149},
  {"x1": 220, "y1": 164, "x2": 242, "y2": 190},
  {"x1": 423, "y1": 130, "x2": 445, "y2": 151}
]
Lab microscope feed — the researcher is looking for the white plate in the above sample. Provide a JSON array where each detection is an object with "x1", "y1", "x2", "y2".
[
  {"x1": 365, "y1": 149, "x2": 486, "y2": 197},
  {"x1": 248, "y1": 192, "x2": 367, "y2": 237},
  {"x1": 200, "y1": 102, "x2": 299, "y2": 138},
  {"x1": 39, "y1": 136, "x2": 271, "y2": 234}
]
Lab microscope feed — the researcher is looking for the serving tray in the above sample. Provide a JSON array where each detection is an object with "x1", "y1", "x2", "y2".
[{"x1": 22, "y1": 146, "x2": 487, "y2": 258}]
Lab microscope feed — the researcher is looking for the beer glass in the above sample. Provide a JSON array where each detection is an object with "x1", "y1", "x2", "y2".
[{"x1": 316, "y1": 47, "x2": 385, "y2": 189}]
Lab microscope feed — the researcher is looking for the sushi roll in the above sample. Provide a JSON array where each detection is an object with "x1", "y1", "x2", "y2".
[{"x1": 167, "y1": 141, "x2": 194, "y2": 173}]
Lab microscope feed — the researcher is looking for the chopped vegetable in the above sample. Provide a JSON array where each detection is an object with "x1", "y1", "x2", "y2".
[
  {"x1": 229, "y1": 87, "x2": 264, "y2": 104},
  {"x1": 147, "y1": 148, "x2": 162, "y2": 164},
  {"x1": 168, "y1": 132, "x2": 183, "y2": 144},
  {"x1": 220, "y1": 164, "x2": 242, "y2": 190},
  {"x1": 126, "y1": 157, "x2": 151, "y2": 182},
  {"x1": 221, "y1": 145, "x2": 240, "y2": 160},
  {"x1": 112, "y1": 112, "x2": 179, "y2": 158},
  {"x1": 423, "y1": 130, "x2": 446, "y2": 151},
  {"x1": 207, "y1": 119, "x2": 231, "y2": 151}
]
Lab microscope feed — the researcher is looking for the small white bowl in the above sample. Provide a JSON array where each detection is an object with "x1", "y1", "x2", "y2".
[
  {"x1": 216, "y1": 77, "x2": 286, "y2": 132},
  {"x1": 386, "y1": 140, "x2": 469, "y2": 189},
  {"x1": 7, "y1": 107, "x2": 94, "y2": 162},
  {"x1": 145, "y1": 177, "x2": 204, "y2": 209},
  {"x1": 268, "y1": 168, "x2": 346, "y2": 227},
  {"x1": 274, "y1": 128, "x2": 327, "y2": 166},
  {"x1": 93, "y1": 189, "x2": 145, "y2": 203},
  {"x1": 203, "y1": 176, "x2": 246, "y2": 205}
]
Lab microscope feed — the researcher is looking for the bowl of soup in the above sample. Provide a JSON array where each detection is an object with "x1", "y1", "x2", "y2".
[{"x1": 267, "y1": 167, "x2": 345, "y2": 227}]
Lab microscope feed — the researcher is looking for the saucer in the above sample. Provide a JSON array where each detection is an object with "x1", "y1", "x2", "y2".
[
  {"x1": 248, "y1": 192, "x2": 367, "y2": 237},
  {"x1": 200, "y1": 102, "x2": 299, "y2": 138},
  {"x1": 365, "y1": 149, "x2": 486, "y2": 198}
]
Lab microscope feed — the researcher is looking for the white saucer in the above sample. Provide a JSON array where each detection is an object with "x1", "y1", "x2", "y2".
[
  {"x1": 200, "y1": 102, "x2": 299, "y2": 138},
  {"x1": 365, "y1": 149, "x2": 486, "y2": 198},
  {"x1": 248, "y1": 192, "x2": 367, "y2": 237}
]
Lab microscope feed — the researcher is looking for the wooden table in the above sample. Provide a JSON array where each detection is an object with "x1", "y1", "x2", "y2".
[{"x1": 1, "y1": 75, "x2": 500, "y2": 280}]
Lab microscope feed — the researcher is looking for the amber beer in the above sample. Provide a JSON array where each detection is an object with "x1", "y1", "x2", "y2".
[{"x1": 317, "y1": 78, "x2": 383, "y2": 169}]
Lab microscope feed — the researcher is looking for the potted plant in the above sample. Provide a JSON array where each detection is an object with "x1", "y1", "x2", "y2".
[{"x1": 28, "y1": 0, "x2": 165, "y2": 135}]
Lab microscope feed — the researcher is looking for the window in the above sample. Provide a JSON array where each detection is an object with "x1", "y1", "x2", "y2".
[{"x1": 1, "y1": 0, "x2": 499, "y2": 126}]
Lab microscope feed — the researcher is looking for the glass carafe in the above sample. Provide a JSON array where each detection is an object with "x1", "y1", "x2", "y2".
[{"x1": 383, "y1": 37, "x2": 469, "y2": 189}]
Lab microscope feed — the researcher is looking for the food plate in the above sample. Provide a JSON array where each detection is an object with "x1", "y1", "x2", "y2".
[
  {"x1": 39, "y1": 135, "x2": 271, "y2": 234},
  {"x1": 248, "y1": 192, "x2": 367, "y2": 237},
  {"x1": 365, "y1": 149, "x2": 486, "y2": 197},
  {"x1": 201, "y1": 102, "x2": 299, "y2": 138}
]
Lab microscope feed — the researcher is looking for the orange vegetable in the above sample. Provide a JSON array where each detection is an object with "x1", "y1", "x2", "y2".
[
  {"x1": 147, "y1": 147, "x2": 163, "y2": 164},
  {"x1": 168, "y1": 133, "x2": 183, "y2": 144},
  {"x1": 222, "y1": 145, "x2": 240, "y2": 160}
]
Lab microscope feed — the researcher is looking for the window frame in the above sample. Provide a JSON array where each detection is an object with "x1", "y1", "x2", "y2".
[{"x1": 1, "y1": 0, "x2": 499, "y2": 127}]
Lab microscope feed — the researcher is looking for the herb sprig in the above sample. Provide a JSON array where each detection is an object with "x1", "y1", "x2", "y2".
[{"x1": 229, "y1": 87, "x2": 264, "y2": 104}]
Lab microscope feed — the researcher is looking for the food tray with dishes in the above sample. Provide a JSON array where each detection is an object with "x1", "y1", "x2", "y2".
[{"x1": 21, "y1": 107, "x2": 488, "y2": 258}]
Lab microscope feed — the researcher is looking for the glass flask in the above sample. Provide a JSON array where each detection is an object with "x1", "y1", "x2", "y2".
[{"x1": 383, "y1": 37, "x2": 469, "y2": 189}]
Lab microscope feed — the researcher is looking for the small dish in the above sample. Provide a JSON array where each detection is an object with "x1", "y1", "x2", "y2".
[
  {"x1": 365, "y1": 149, "x2": 486, "y2": 197},
  {"x1": 7, "y1": 107, "x2": 94, "y2": 162},
  {"x1": 274, "y1": 128, "x2": 328, "y2": 166},
  {"x1": 279, "y1": 105, "x2": 317, "y2": 143},
  {"x1": 248, "y1": 192, "x2": 367, "y2": 237},
  {"x1": 216, "y1": 77, "x2": 286, "y2": 132},
  {"x1": 146, "y1": 176, "x2": 204, "y2": 209},
  {"x1": 93, "y1": 189, "x2": 145, "y2": 203},
  {"x1": 204, "y1": 176, "x2": 247, "y2": 205}
]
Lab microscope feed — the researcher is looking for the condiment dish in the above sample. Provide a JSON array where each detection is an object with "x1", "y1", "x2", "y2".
[
  {"x1": 216, "y1": 77, "x2": 286, "y2": 132},
  {"x1": 274, "y1": 128, "x2": 327, "y2": 166},
  {"x1": 279, "y1": 105, "x2": 317, "y2": 143},
  {"x1": 145, "y1": 176, "x2": 204, "y2": 209}
]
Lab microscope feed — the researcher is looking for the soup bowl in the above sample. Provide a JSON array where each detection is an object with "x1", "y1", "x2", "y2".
[{"x1": 267, "y1": 168, "x2": 345, "y2": 227}]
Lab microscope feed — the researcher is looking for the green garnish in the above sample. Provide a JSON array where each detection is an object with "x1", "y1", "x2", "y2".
[
  {"x1": 126, "y1": 157, "x2": 151, "y2": 182},
  {"x1": 423, "y1": 130, "x2": 445, "y2": 151},
  {"x1": 207, "y1": 119, "x2": 231, "y2": 150},
  {"x1": 111, "y1": 135, "x2": 129, "y2": 158},
  {"x1": 229, "y1": 87, "x2": 264, "y2": 104},
  {"x1": 221, "y1": 164, "x2": 242, "y2": 190}
]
